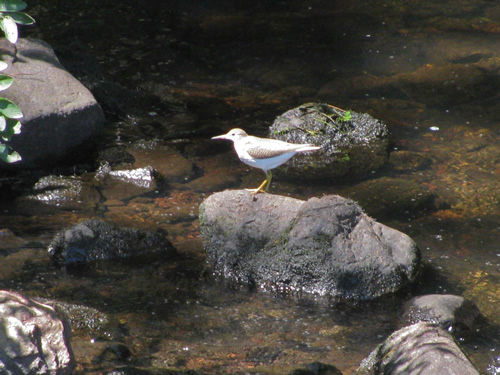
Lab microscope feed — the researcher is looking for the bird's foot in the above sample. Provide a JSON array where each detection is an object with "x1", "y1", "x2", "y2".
[
  {"x1": 245, "y1": 187, "x2": 266, "y2": 195},
  {"x1": 246, "y1": 177, "x2": 270, "y2": 194}
]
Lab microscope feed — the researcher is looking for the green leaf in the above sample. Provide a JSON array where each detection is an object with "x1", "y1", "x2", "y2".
[
  {"x1": 342, "y1": 111, "x2": 352, "y2": 122},
  {"x1": 0, "y1": 97, "x2": 22, "y2": 118},
  {"x1": 8, "y1": 11, "x2": 33, "y2": 25},
  {"x1": 0, "y1": 142, "x2": 21, "y2": 163},
  {"x1": 0, "y1": 118, "x2": 21, "y2": 140},
  {"x1": 0, "y1": 61, "x2": 7, "y2": 71},
  {"x1": 0, "y1": 0, "x2": 27, "y2": 12},
  {"x1": 0, "y1": 15, "x2": 18, "y2": 43},
  {"x1": 0, "y1": 74, "x2": 13, "y2": 90}
]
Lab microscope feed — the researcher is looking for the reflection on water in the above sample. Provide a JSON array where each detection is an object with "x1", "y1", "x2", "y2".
[{"x1": 0, "y1": 0, "x2": 498, "y2": 373}]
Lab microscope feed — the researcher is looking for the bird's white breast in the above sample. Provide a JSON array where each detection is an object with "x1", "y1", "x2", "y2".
[{"x1": 234, "y1": 140, "x2": 296, "y2": 172}]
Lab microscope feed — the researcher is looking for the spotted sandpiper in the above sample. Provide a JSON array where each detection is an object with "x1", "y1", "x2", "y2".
[{"x1": 212, "y1": 128, "x2": 320, "y2": 193}]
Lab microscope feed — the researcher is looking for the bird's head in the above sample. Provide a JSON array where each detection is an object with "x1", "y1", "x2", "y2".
[{"x1": 211, "y1": 128, "x2": 248, "y2": 142}]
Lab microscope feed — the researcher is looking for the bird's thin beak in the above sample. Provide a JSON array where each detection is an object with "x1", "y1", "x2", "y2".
[{"x1": 211, "y1": 134, "x2": 226, "y2": 140}]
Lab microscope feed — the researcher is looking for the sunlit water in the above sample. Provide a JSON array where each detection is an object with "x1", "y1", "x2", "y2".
[{"x1": 0, "y1": 0, "x2": 498, "y2": 373}]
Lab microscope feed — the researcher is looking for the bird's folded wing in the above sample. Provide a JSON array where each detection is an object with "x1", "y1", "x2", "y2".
[{"x1": 246, "y1": 147, "x2": 291, "y2": 159}]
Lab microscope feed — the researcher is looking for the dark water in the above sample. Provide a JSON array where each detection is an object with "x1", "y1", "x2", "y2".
[{"x1": 0, "y1": 0, "x2": 498, "y2": 373}]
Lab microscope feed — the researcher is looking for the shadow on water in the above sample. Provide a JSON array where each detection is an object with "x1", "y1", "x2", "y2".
[{"x1": 0, "y1": 0, "x2": 498, "y2": 373}]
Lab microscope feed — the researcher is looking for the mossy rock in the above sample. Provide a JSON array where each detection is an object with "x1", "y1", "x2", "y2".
[{"x1": 269, "y1": 103, "x2": 390, "y2": 183}]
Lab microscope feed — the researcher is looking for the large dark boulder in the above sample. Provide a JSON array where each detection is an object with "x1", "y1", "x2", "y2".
[
  {"x1": 269, "y1": 103, "x2": 389, "y2": 182},
  {"x1": 0, "y1": 38, "x2": 105, "y2": 169},
  {"x1": 48, "y1": 219, "x2": 177, "y2": 265},
  {"x1": 199, "y1": 190, "x2": 420, "y2": 300},
  {"x1": 0, "y1": 290, "x2": 75, "y2": 374},
  {"x1": 356, "y1": 322, "x2": 479, "y2": 375}
]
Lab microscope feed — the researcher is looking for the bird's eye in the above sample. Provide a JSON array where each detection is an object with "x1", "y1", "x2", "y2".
[{"x1": 231, "y1": 132, "x2": 235, "y2": 136}]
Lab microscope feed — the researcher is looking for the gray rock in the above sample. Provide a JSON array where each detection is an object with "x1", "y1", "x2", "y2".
[
  {"x1": 199, "y1": 190, "x2": 420, "y2": 300},
  {"x1": 108, "y1": 166, "x2": 158, "y2": 188},
  {"x1": 0, "y1": 38, "x2": 104, "y2": 169},
  {"x1": 402, "y1": 294, "x2": 480, "y2": 330},
  {"x1": 48, "y1": 219, "x2": 177, "y2": 265},
  {"x1": 356, "y1": 322, "x2": 479, "y2": 375},
  {"x1": 269, "y1": 103, "x2": 389, "y2": 182},
  {"x1": 37, "y1": 298, "x2": 110, "y2": 336},
  {"x1": 0, "y1": 290, "x2": 75, "y2": 374},
  {"x1": 27, "y1": 174, "x2": 101, "y2": 209}
]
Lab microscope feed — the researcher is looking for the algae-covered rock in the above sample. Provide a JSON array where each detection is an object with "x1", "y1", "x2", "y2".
[
  {"x1": 48, "y1": 219, "x2": 177, "y2": 265},
  {"x1": 200, "y1": 190, "x2": 420, "y2": 300},
  {"x1": 269, "y1": 103, "x2": 390, "y2": 182}
]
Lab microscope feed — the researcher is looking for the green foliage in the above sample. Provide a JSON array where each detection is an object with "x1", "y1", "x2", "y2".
[
  {"x1": 339, "y1": 110, "x2": 351, "y2": 122},
  {"x1": 0, "y1": 0, "x2": 34, "y2": 163}
]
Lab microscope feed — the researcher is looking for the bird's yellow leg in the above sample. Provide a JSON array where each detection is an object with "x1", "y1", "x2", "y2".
[
  {"x1": 264, "y1": 170, "x2": 272, "y2": 192},
  {"x1": 246, "y1": 171, "x2": 272, "y2": 194}
]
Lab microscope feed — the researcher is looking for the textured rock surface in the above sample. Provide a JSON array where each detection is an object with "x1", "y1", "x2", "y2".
[
  {"x1": 200, "y1": 190, "x2": 420, "y2": 300},
  {"x1": 48, "y1": 219, "x2": 177, "y2": 265},
  {"x1": 357, "y1": 322, "x2": 479, "y2": 375},
  {"x1": 270, "y1": 103, "x2": 389, "y2": 182},
  {"x1": 0, "y1": 290, "x2": 75, "y2": 374},
  {"x1": 0, "y1": 38, "x2": 104, "y2": 169},
  {"x1": 402, "y1": 294, "x2": 480, "y2": 330}
]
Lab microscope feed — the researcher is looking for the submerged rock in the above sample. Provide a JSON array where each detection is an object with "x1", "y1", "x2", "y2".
[
  {"x1": 0, "y1": 290, "x2": 75, "y2": 374},
  {"x1": 27, "y1": 175, "x2": 100, "y2": 208},
  {"x1": 269, "y1": 103, "x2": 390, "y2": 182},
  {"x1": 356, "y1": 322, "x2": 479, "y2": 375},
  {"x1": 0, "y1": 38, "x2": 104, "y2": 169},
  {"x1": 402, "y1": 294, "x2": 480, "y2": 331},
  {"x1": 199, "y1": 190, "x2": 420, "y2": 300},
  {"x1": 48, "y1": 219, "x2": 177, "y2": 265},
  {"x1": 37, "y1": 299, "x2": 111, "y2": 336}
]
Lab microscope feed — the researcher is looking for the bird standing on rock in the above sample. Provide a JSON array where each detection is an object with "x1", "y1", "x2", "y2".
[{"x1": 212, "y1": 128, "x2": 321, "y2": 194}]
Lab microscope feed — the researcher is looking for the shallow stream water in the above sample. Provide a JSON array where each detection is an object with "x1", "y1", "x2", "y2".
[{"x1": 0, "y1": 0, "x2": 499, "y2": 373}]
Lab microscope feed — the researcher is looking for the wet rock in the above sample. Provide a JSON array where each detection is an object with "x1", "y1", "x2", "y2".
[
  {"x1": 47, "y1": 219, "x2": 177, "y2": 265},
  {"x1": 97, "y1": 147, "x2": 136, "y2": 167},
  {"x1": 0, "y1": 38, "x2": 104, "y2": 169},
  {"x1": 0, "y1": 290, "x2": 75, "y2": 374},
  {"x1": 38, "y1": 299, "x2": 111, "y2": 336},
  {"x1": 109, "y1": 166, "x2": 159, "y2": 189},
  {"x1": 199, "y1": 190, "x2": 420, "y2": 300},
  {"x1": 96, "y1": 164, "x2": 162, "y2": 202},
  {"x1": 27, "y1": 175, "x2": 101, "y2": 208},
  {"x1": 269, "y1": 103, "x2": 390, "y2": 182},
  {"x1": 289, "y1": 362, "x2": 343, "y2": 375},
  {"x1": 356, "y1": 322, "x2": 480, "y2": 375},
  {"x1": 402, "y1": 294, "x2": 480, "y2": 331}
]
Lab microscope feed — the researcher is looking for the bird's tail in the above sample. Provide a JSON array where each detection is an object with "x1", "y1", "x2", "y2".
[{"x1": 297, "y1": 145, "x2": 321, "y2": 152}]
